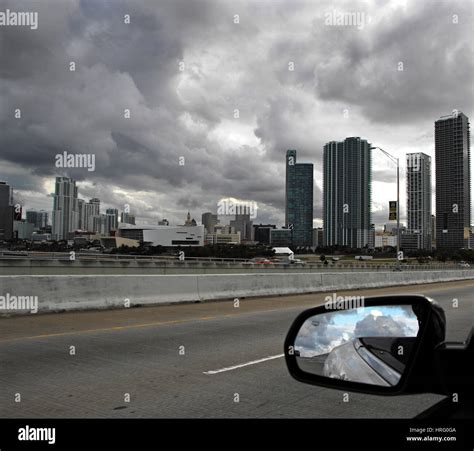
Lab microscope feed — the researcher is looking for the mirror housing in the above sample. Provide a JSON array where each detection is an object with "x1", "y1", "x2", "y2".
[{"x1": 284, "y1": 295, "x2": 446, "y2": 396}]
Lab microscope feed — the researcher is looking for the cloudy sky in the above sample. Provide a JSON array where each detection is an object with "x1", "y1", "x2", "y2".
[
  {"x1": 295, "y1": 304, "x2": 418, "y2": 356},
  {"x1": 0, "y1": 0, "x2": 472, "y2": 228}
]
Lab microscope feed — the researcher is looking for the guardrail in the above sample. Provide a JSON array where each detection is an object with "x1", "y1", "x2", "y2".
[
  {"x1": 0, "y1": 251, "x2": 471, "y2": 271},
  {"x1": 0, "y1": 251, "x2": 252, "y2": 263}
]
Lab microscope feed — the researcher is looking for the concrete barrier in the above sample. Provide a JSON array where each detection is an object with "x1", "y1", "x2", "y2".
[
  {"x1": 1, "y1": 270, "x2": 473, "y2": 316},
  {"x1": 196, "y1": 273, "x2": 324, "y2": 299},
  {"x1": 319, "y1": 271, "x2": 471, "y2": 291},
  {"x1": 0, "y1": 258, "x2": 460, "y2": 275}
]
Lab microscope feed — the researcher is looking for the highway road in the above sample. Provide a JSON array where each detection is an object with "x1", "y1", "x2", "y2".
[{"x1": 0, "y1": 280, "x2": 472, "y2": 418}]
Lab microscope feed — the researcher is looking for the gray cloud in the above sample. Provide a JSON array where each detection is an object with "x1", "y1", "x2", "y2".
[{"x1": 0, "y1": 0, "x2": 472, "y2": 228}]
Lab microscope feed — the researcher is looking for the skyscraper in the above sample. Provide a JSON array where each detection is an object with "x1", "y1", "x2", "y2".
[
  {"x1": 201, "y1": 212, "x2": 218, "y2": 233},
  {"x1": 230, "y1": 208, "x2": 253, "y2": 241},
  {"x1": 52, "y1": 176, "x2": 79, "y2": 240},
  {"x1": 106, "y1": 208, "x2": 119, "y2": 234},
  {"x1": 285, "y1": 150, "x2": 313, "y2": 247},
  {"x1": 323, "y1": 137, "x2": 372, "y2": 248},
  {"x1": 0, "y1": 181, "x2": 14, "y2": 240},
  {"x1": 93, "y1": 214, "x2": 107, "y2": 235},
  {"x1": 435, "y1": 110, "x2": 471, "y2": 249},
  {"x1": 405, "y1": 152, "x2": 432, "y2": 250},
  {"x1": 77, "y1": 199, "x2": 86, "y2": 229},
  {"x1": 84, "y1": 198, "x2": 100, "y2": 232},
  {"x1": 26, "y1": 210, "x2": 49, "y2": 229}
]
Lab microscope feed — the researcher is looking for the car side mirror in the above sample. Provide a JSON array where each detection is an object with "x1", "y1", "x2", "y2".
[{"x1": 284, "y1": 295, "x2": 446, "y2": 395}]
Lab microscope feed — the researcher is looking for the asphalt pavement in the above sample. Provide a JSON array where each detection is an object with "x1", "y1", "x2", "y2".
[{"x1": 0, "y1": 280, "x2": 472, "y2": 418}]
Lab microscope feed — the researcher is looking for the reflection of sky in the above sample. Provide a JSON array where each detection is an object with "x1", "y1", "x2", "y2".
[{"x1": 295, "y1": 305, "x2": 419, "y2": 357}]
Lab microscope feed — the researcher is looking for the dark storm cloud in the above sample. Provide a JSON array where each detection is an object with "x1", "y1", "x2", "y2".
[
  {"x1": 311, "y1": 1, "x2": 473, "y2": 123},
  {"x1": 0, "y1": 0, "x2": 472, "y2": 226}
]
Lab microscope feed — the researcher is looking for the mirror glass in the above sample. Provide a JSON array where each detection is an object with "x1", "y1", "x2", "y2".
[{"x1": 294, "y1": 305, "x2": 421, "y2": 387}]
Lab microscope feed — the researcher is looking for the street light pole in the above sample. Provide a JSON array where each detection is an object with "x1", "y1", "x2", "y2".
[
  {"x1": 396, "y1": 157, "x2": 400, "y2": 269},
  {"x1": 371, "y1": 146, "x2": 400, "y2": 270}
]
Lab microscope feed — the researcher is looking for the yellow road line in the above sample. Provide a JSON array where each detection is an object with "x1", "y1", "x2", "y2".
[
  {"x1": 1, "y1": 281, "x2": 472, "y2": 343},
  {"x1": 0, "y1": 318, "x2": 198, "y2": 343},
  {"x1": 0, "y1": 308, "x2": 291, "y2": 343}
]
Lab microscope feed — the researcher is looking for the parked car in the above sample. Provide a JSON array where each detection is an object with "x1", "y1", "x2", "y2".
[
  {"x1": 254, "y1": 259, "x2": 273, "y2": 265},
  {"x1": 249, "y1": 257, "x2": 274, "y2": 265}
]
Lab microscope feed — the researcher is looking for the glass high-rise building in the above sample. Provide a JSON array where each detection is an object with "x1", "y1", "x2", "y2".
[
  {"x1": 77, "y1": 199, "x2": 85, "y2": 230},
  {"x1": 406, "y1": 152, "x2": 432, "y2": 250},
  {"x1": 0, "y1": 181, "x2": 14, "y2": 240},
  {"x1": 285, "y1": 150, "x2": 313, "y2": 248},
  {"x1": 106, "y1": 208, "x2": 119, "y2": 234},
  {"x1": 435, "y1": 111, "x2": 471, "y2": 249},
  {"x1": 84, "y1": 198, "x2": 100, "y2": 232},
  {"x1": 201, "y1": 212, "x2": 218, "y2": 233},
  {"x1": 26, "y1": 210, "x2": 49, "y2": 229},
  {"x1": 52, "y1": 176, "x2": 79, "y2": 240},
  {"x1": 323, "y1": 137, "x2": 372, "y2": 249}
]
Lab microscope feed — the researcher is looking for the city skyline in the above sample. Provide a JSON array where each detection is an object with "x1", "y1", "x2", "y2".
[
  {"x1": 5, "y1": 116, "x2": 473, "y2": 231},
  {"x1": 6, "y1": 108, "x2": 473, "y2": 238},
  {"x1": 0, "y1": 0, "x2": 472, "y2": 229}
]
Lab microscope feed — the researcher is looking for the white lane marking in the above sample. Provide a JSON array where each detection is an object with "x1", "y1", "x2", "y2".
[{"x1": 203, "y1": 354, "x2": 284, "y2": 375}]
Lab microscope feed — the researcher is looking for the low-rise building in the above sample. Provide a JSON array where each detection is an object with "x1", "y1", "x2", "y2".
[
  {"x1": 270, "y1": 228, "x2": 292, "y2": 247},
  {"x1": 119, "y1": 224, "x2": 204, "y2": 246},
  {"x1": 31, "y1": 232, "x2": 52, "y2": 241},
  {"x1": 205, "y1": 224, "x2": 240, "y2": 244},
  {"x1": 400, "y1": 232, "x2": 434, "y2": 252},
  {"x1": 272, "y1": 247, "x2": 294, "y2": 259},
  {"x1": 100, "y1": 236, "x2": 140, "y2": 249},
  {"x1": 13, "y1": 220, "x2": 35, "y2": 240},
  {"x1": 205, "y1": 232, "x2": 241, "y2": 245},
  {"x1": 374, "y1": 234, "x2": 397, "y2": 249},
  {"x1": 253, "y1": 224, "x2": 276, "y2": 245}
]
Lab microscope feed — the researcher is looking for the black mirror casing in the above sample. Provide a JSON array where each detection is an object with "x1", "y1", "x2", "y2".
[{"x1": 284, "y1": 295, "x2": 446, "y2": 396}]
